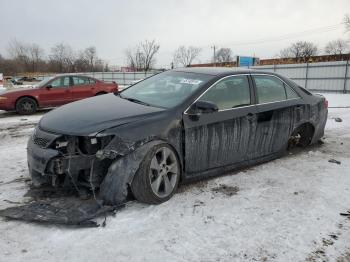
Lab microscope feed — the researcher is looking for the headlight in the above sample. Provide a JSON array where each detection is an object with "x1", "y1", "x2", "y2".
[{"x1": 78, "y1": 135, "x2": 114, "y2": 155}]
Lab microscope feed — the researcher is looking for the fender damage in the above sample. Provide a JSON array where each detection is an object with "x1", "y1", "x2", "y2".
[{"x1": 0, "y1": 115, "x2": 182, "y2": 226}]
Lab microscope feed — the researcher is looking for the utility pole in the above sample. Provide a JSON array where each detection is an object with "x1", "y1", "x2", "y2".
[{"x1": 211, "y1": 45, "x2": 216, "y2": 67}]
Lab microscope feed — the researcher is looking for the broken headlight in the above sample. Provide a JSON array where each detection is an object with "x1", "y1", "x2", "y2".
[
  {"x1": 54, "y1": 135, "x2": 114, "y2": 156},
  {"x1": 79, "y1": 135, "x2": 114, "y2": 155}
]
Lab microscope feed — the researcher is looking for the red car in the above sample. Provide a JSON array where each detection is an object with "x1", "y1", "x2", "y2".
[{"x1": 0, "y1": 75, "x2": 118, "y2": 114}]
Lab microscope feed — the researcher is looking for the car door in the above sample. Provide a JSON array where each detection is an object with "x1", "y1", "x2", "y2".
[
  {"x1": 38, "y1": 76, "x2": 71, "y2": 107},
  {"x1": 183, "y1": 75, "x2": 257, "y2": 174},
  {"x1": 250, "y1": 74, "x2": 302, "y2": 158},
  {"x1": 70, "y1": 76, "x2": 96, "y2": 101}
]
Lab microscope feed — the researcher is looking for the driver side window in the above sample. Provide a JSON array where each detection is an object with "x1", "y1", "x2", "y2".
[{"x1": 199, "y1": 75, "x2": 251, "y2": 110}]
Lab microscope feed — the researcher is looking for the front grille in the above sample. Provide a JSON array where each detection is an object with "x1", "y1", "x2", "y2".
[{"x1": 33, "y1": 134, "x2": 50, "y2": 148}]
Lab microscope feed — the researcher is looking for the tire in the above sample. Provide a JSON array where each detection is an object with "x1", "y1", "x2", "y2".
[
  {"x1": 95, "y1": 92, "x2": 107, "y2": 96},
  {"x1": 16, "y1": 97, "x2": 37, "y2": 115},
  {"x1": 131, "y1": 144, "x2": 180, "y2": 204}
]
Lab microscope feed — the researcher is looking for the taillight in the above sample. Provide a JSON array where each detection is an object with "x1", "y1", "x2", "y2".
[{"x1": 324, "y1": 99, "x2": 328, "y2": 108}]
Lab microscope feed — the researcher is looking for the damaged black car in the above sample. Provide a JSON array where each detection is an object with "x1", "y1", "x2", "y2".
[{"x1": 27, "y1": 67, "x2": 328, "y2": 205}]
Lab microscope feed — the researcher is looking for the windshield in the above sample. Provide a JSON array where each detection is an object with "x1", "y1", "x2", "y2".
[
  {"x1": 33, "y1": 76, "x2": 55, "y2": 88},
  {"x1": 120, "y1": 71, "x2": 212, "y2": 108}
]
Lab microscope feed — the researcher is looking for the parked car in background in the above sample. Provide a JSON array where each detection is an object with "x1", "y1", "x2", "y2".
[
  {"x1": 18, "y1": 76, "x2": 39, "y2": 82},
  {"x1": 0, "y1": 74, "x2": 118, "y2": 114},
  {"x1": 10, "y1": 77, "x2": 23, "y2": 85}
]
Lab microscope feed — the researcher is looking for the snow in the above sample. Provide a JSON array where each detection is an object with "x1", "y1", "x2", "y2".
[{"x1": 0, "y1": 94, "x2": 350, "y2": 261}]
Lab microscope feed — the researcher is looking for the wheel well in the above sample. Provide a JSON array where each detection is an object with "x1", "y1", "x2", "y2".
[
  {"x1": 165, "y1": 142, "x2": 184, "y2": 182},
  {"x1": 15, "y1": 96, "x2": 39, "y2": 108},
  {"x1": 290, "y1": 122, "x2": 315, "y2": 147}
]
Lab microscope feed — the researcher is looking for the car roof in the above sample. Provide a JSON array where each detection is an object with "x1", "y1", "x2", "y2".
[
  {"x1": 172, "y1": 67, "x2": 274, "y2": 77},
  {"x1": 51, "y1": 74, "x2": 99, "y2": 80}
]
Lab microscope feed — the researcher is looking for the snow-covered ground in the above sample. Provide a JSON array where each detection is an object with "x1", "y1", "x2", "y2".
[{"x1": 0, "y1": 94, "x2": 350, "y2": 262}]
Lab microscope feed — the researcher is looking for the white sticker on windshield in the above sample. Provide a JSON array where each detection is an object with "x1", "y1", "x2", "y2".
[{"x1": 180, "y1": 79, "x2": 202, "y2": 85}]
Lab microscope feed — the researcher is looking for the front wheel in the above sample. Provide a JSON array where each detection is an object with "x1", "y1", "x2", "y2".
[
  {"x1": 16, "y1": 97, "x2": 37, "y2": 115},
  {"x1": 131, "y1": 144, "x2": 180, "y2": 204}
]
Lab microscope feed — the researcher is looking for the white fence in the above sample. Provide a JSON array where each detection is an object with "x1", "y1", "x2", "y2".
[
  {"x1": 34, "y1": 60, "x2": 350, "y2": 92},
  {"x1": 251, "y1": 60, "x2": 350, "y2": 93}
]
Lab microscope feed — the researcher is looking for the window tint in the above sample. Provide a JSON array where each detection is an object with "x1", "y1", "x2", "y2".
[
  {"x1": 73, "y1": 76, "x2": 90, "y2": 85},
  {"x1": 253, "y1": 75, "x2": 286, "y2": 103},
  {"x1": 199, "y1": 75, "x2": 251, "y2": 110},
  {"x1": 49, "y1": 77, "x2": 70, "y2": 88}
]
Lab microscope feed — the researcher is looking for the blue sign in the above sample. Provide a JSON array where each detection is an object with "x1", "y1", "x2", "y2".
[{"x1": 237, "y1": 56, "x2": 259, "y2": 67}]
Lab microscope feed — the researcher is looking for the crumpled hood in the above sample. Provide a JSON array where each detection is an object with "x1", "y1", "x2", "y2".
[{"x1": 39, "y1": 93, "x2": 165, "y2": 136}]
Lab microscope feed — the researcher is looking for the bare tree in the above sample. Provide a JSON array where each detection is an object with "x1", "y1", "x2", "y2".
[
  {"x1": 83, "y1": 46, "x2": 97, "y2": 71},
  {"x1": 324, "y1": 39, "x2": 349, "y2": 55},
  {"x1": 74, "y1": 51, "x2": 90, "y2": 72},
  {"x1": 49, "y1": 43, "x2": 75, "y2": 72},
  {"x1": 7, "y1": 39, "x2": 45, "y2": 72},
  {"x1": 214, "y1": 48, "x2": 233, "y2": 62},
  {"x1": 125, "y1": 46, "x2": 144, "y2": 71},
  {"x1": 173, "y1": 46, "x2": 201, "y2": 67},
  {"x1": 140, "y1": 40, "x2": 160, "y2": 71},
  {"x1": 125, "y1": 40, "x2": 160, "y2": 71},
  {"x1": 345, "y1": 14, "x2": 350, "y2": 33},
  {"x1": 28, "y1": 43, "x2": 45, "y2": 72},
  {"x1": 7, "y1": 39, "x2": 31, "y2": 71},
  {"x1": 279, "y1": 41, "x2": 318, "y2": 61}
]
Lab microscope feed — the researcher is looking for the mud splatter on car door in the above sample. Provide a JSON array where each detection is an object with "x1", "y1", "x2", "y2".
[{"x1": 183, "y1": 75, "x2": 257, "y2": 174}]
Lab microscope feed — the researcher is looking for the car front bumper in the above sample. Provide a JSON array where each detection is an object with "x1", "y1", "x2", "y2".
[
  {"x1": 0, "y1": 99, "x2": 14, "y2": 111},
  {"x1": 27, "y1": 129, "x2": 112, "y2": 188}
]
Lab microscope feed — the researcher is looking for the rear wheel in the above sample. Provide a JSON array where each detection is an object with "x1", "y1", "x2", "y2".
[
  {"x1": 131, "y1": 144, "x2": 180, "y2": 204},
  {"x1": 16, "y1": 97, "x2": 37, "y2": 115}
]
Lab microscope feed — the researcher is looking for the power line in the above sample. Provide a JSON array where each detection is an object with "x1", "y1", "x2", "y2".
[
  {"x1": 101, "y1": 22, "x2": 346, "y2": 65},
  {"x1": 201, "y1": 23, "x2": 344, "y2": 48}
]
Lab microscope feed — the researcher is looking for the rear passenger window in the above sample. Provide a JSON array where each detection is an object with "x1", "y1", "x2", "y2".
[
  {"x1": 73, "y1": 76, "x2": 90, "y2": 85},
  {"x1": 253, "y1": 75, "x2": 299, "y2": 104},
  {"x1": 253, "y1": 75, "x2": 286, "y2": 103},
  {"x1": 199, "y1": 75, "x2": 250, "y2": 110},
  {"x1": 88, "y1": 78, "x2": 96, "y2": 84}
]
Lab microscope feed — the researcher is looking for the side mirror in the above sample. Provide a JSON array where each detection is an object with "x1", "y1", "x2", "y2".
[
  {"x1": 46, "y1": 85, "x2": 52, "y2": 89},
  {"x1": 189, "y1": 100, "x2": 218, "y2": 114}
]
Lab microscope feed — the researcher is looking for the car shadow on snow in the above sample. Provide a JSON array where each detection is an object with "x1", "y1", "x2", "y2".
[{"x1": 0, "y1": 109, "x2": 51, "y2": 119}]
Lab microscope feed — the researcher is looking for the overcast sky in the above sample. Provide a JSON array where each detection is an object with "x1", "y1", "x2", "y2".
[{"x1": 0, "y1": 0, "x2": 349, "y2": 67}]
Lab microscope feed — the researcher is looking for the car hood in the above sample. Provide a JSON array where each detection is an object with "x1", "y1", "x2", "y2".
[{"x1": 39, "y1": 94, "x2": 165, "y2": 136}]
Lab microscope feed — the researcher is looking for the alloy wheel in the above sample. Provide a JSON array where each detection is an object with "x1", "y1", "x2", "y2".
[{"x1": 149, "y1": 147, "x2": 179, "y2": 198}]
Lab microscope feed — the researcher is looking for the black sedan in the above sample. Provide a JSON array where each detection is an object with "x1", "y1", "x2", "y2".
[{"x1": 27, "y1": 67, "x2": 328, "y2": 205}]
